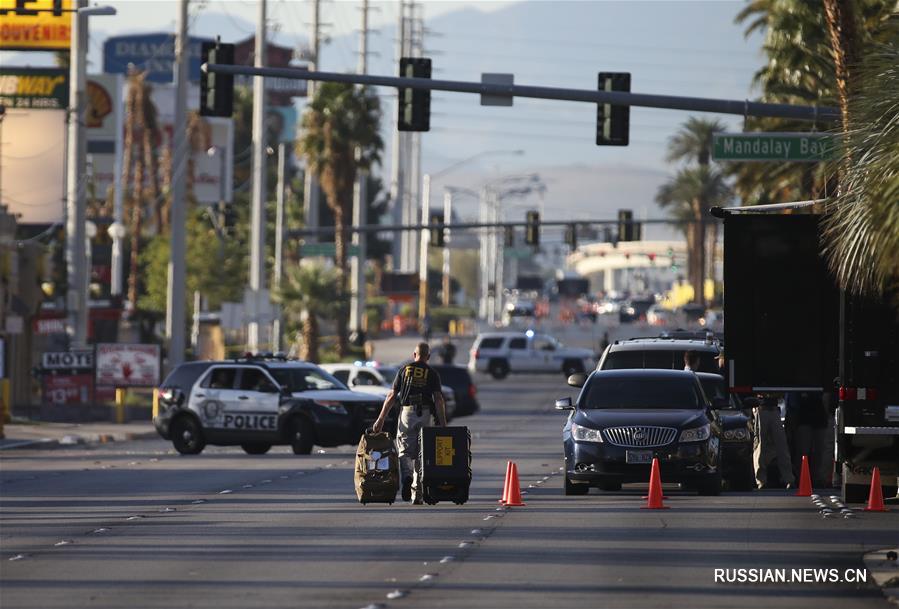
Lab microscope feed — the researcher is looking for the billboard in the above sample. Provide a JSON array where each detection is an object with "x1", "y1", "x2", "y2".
[
  {"x1": 0, "y1": 0, "x2": 72, "y2": 50},
  {"x1": 0, "y1": 67, "x2": 69, "y2": 224},
  {"x1": 95, "y1": 343, "x2": 160, "y2": 388},
  {"x1": 87, "y1": 82, "x2": 234, "y2": 205},
  {"x1": 103, "y1": 33, "x2": 214, "y2": 84},
  {"x1": 233, "y1": 35, "x2": 306, "y2": 105}
]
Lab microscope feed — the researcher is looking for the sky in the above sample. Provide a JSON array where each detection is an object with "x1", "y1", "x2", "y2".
[{"x1": 2, "y1": 0, "x2": 768, "y2": 234}]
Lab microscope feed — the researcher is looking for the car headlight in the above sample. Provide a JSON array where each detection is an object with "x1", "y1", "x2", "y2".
[
  {"x1": 571, "y1": 422, "x2": 603, "y2": 443},
  {"x1": 314, "y1": 400, "x2": 348, "y2": 415},
  {"x1": 679, "y1": 424, "x2": 710, "y2": 443},
  {"x1": 723, "y1": 428, "x2": 749, "y2": 442}
]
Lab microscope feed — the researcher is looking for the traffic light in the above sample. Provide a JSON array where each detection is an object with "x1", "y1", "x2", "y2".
[
  {"x1": 525, "y1": 210, "x2": 540, "y2": 246},
  {"x1": 618, "y1": 209, "x2": 634, "y2": 241},
  {"x1": 200, "y1": 41, "x2": 235, "y2": 117},
  {"x1": 429, "y1": 213, "x2": 445, "y2": 247},
  {"x1": 596, "y1": 72, "x2": 630, "y2": 146},
  {"x1": 504, "y1": 226, "x2": 515, "y2": 248},
  {"x1": 398, "y1": 57, "x2": 431, "y2": 132},
  {"x1": 564, "y1": 224, "x2": 577, "y2": 249}
]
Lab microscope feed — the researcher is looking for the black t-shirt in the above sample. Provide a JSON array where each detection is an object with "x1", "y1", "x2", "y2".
[{"x1": 392, "y1": 361, "x2": 442, "y2": 406}]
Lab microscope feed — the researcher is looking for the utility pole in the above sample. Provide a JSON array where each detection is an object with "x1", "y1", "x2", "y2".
[
  {"x1": 302, "y1": 0, "x2": 322, "y2": 243},
  {"x1": 65, "y1": 0, "x2": 88, "y2": 347},
  {"x1": 166, "y1": 0, "x2": 189, "y2": 366},
  {"x1": 441, "y1": 189, "x2": 452, "y2": 306},
  {"x1": 350, "y1": 0, "x2": 370, "y2": 337},
  {"x1": 389, "y1": 0, "x2": 406, "y2": 269},
  {"x1": 272, "y1": 142, "x2": 286, "y2": 352},
  {"x1": 248, "y1": 0, "x2": 268, "y2": 352},
  {"x1": 408, "y1": 2, "x2": 423, "y2": 275}
]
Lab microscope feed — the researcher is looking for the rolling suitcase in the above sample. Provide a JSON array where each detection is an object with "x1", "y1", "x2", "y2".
[
  {"x1": 419, "y1": 426, "x2": 472, "y2": 505},
  {"x1": 355, "y1": 430, "x2": 400, "y2": 505}
]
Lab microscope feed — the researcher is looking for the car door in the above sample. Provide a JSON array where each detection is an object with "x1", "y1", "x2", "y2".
[
  {"x1": 532, "y1": 335, "x2": 559, "y2": 371},
  {"x1": 506, "y1": 337, "x2": 533, "y2": 371},
  {"x1": 192, "y1": 366, "x2": 240, "y2": 429},
  {"x1": 228, "y1": 367, "x2": 281, "y2": 434}
]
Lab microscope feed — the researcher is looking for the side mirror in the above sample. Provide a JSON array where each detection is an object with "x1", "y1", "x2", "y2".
[
  {"x1": 567, "y1": 373, "x2": 587, "y2": 388},
  {"x1": 555, "y1": 397, "x2": 574, "y2": 410},
  {"x1": 280, "y1": 384, "x2": 291, "y2": 397}
]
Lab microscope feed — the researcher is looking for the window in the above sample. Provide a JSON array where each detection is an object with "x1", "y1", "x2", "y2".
[
  {"x1": 204, "y1": 368, "x2": 237, "y2": 390},
  {"x1": 357, "y1": 371, "x2": 382, "y2": 386},
  {"x1": 581, "y1": 377, "x2": 702, "y2": 409},
  {"x1": 534, "y1": 337, "x2": 556, "y2": 351},
  {"x1": 269, "y1": 367, "x2": 346, "y2": 392},
  {"x1": 239, "y1": 368, "x2": 278, "y2": 392},
  {"x1": 478, "y1": 337, "x2": 504, "y2": 350},
  {"x1": 508, "y1": 338, "x2": 527, "y2": 350},
  {"x1": 332, "y1": 369, "x2": 350, "y2": 384}
]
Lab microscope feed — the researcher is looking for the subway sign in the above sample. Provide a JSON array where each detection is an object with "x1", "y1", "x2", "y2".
[
  {"x1": 0, "y1": 0, "x2": 72, "y2": 51},
  {"x1": 0, "y1": 67, "x2": 68, "y2": 109}
]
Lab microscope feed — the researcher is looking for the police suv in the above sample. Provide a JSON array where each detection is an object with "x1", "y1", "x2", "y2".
[
  {"x1": 153, "y1": 357, "x2": 387, "y2": 455},
  {"x1": 468, "y1": 330, "x2": 596, "y2": 380}
]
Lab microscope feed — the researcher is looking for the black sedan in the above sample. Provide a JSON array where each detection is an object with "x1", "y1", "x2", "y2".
[
  {"x1": 696, "y1": 372, "x2": 756, "y2": 491},
  {"x1": 557, "y1": 369, "x2": 723, "y2": 496}
]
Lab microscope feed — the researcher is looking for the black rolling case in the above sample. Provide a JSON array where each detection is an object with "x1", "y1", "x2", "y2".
[{"x1": 419, "y1": 426, "x2": 472, "y2": 505}]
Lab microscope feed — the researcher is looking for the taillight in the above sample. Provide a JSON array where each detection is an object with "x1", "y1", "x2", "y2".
[
  {"x1": 473, "y1": 349, "x2": 480, "y2": 360},
  {"x1": 468, "y1": 384, "x2": 477, "y2": 398},
  {"x1": 839, "y1": 387, "x2": 879, "y2": 401}
]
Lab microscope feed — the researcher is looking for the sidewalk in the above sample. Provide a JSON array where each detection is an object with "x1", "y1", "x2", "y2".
[{"x1": 0, "y1": 420, "x2": 158, "y2": 451}]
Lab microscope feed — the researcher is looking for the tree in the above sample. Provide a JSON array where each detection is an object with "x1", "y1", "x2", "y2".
[
  {"x1": 658, "y1": 118, "x2": 731, "y2": 304},
  {"x1": 274, "y1": 262, "x2": 340, "y2": 362},
  {"x1": 656, "y1": 166, "x2": 731, "y2": 304},
  {"x1": 297, "y1": 83, "x2": 383, "y2": 356},
  {"x1": 822, "y1": 13, "x2": 899, "y2": 296},
  {"x1": 731, "y1": 0, "x2": 894, "y2": 204}
]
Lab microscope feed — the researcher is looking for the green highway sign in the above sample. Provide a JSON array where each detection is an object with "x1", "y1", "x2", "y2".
[
  {"x1": 713, "y1": 132, "x2": 834, "y2": 162},
  {"x1": 300, "y1": 243, "x2": 360, "y2": 257}
]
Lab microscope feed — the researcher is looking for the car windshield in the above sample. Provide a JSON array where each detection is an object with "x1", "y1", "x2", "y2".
[
  {"x1": 580, "y1": 377, "x2": 703, "y2": 409},
  {"x1": 269, "y1": 367, "x2": 347, "y2": 392},
  {"x1": 603, "y1": 349, "x2": 719, "y2": 372},
  {"x1": 699, "y1": 377, "x2": 739, "y2": 409}
]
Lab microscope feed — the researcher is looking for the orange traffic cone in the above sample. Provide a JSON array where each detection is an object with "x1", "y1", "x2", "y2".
[
  {"x1": 641, "y1": 457, "x2": 669, "y2": 509},
  {"x1": 864, "y1": 467, "x2": 889, "y2": 512},
  {"x1": 499, "y1": 461, "x2": 512, "y2": 504},
  {"x1": 503, "y1": 462, "x2": 526, "y2": 507},
  {"x1": 795, "y1": 455, "x2": 812, "y2": 497}
]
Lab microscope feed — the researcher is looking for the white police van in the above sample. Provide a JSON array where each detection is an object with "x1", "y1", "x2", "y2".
[{"x1": 467, "y1": 330, "x2": 596, "y2": 380}]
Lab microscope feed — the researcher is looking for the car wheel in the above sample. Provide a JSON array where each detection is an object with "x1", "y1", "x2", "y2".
[
  {"x1": 697, "y1": 471, "x2": 722, "y2": 496},
  {"x1": 171, "y1": 416, "x2": 205, "y2": 455},
  {"x1": 488, "y1": 360, "x2": 509, "y2": 380},
  {"x1": 562, "y1": 359, "x2": 584, "y2": 377},
  {"x1": 564, "y1": 475, "x2": 589, "y2": 496},
  {"x1": 289, "y1": 417, "x2": 315, "y2": 455},
  {"x1": 241, "y1": 443, "x2": 272, "y2": 455},
  {"x1": 597, "y1": 481, "x2": 622, "y2": 492}
]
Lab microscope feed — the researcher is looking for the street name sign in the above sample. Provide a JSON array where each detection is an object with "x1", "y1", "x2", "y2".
[{"x1": 713, "y1": 132, "x2": 833, "y2": 162}]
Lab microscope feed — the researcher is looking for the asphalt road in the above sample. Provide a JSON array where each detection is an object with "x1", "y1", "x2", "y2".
[{"x1": 2, "y1": 370, "x2": 897, "y2": 609}]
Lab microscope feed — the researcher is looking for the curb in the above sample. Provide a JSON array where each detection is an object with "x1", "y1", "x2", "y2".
[
  {"x1": 863, "y1": 547, "x2": 899, "y2": 606},
  {"x1": 0, "y1": 430, "x2": 158, "y2": 451}
]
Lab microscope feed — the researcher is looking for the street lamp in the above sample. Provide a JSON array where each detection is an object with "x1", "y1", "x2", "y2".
[
  {"x1": 418, "y1": 149, "x2": 524, "y2": 322},
  {"x1": 440, "y1": 186, "x2": 478, "y2": 307},
  {"x1": 65, "y1": 1, "x2": 116, "y2": 347}
]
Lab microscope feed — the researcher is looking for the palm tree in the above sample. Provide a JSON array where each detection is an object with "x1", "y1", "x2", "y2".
[
  {"x1": 274, "y1": 262, "x2": 340, "y2": 362},
  {"x1": 660, "y1": 118, "x2": 729, "y2": 304},
  {"x1": 656, "y1": 166, "x2": 732, "y2": 304},
  {"x1": 297, "y1": 83, "x2": 383, "y2": 356},
  {"x1": 822, "y1": 15, "x2": 899, "y2": 296}
]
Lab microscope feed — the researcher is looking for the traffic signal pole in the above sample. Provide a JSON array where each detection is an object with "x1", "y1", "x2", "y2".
[{"x1": 203, "y1": 63, "x2": 840, "y2": 122}]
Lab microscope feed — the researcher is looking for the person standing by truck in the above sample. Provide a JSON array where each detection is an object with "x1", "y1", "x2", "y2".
[
  {"x1": 753, "y1": 394, "x2": 795, "y2": 489},
  {"x1": 372, "y1": 343, "x2": 447, "y2": 504}
]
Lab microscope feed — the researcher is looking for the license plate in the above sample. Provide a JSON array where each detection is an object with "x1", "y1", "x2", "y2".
[{"x1": 626, "y1": 450, "x2": 653, "y2": 464}]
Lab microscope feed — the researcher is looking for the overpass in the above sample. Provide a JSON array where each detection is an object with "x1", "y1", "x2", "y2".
[{"x1": 567, "y1": 240, "x2": 686, "y2": 292}]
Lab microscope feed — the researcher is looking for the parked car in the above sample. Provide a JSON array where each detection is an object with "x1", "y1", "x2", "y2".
[
  {"x1": 429, "y1": 364, "x2": 480, "y2": 417},
  {"x1": 695, "y1": 372, "x2": 756, "y2": 491},
  {"x1": 646, "y1": 305, "x2": 675, "y2": 326},
  {"x1": 597, "y1": 337, "x2": 721, "y2": 373},
  {"x1": 469, "y1": 331, "x2": 596, "y2": 380},
  {"x1": 557, "y1": 369, "x2": 723, "y2": 495},
  {"x1": 153, "y1": 357, "x2": 388, "y2": 455},
  {"x1": 320, "y1": 362, "x2": 457, "y2": 421}
]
